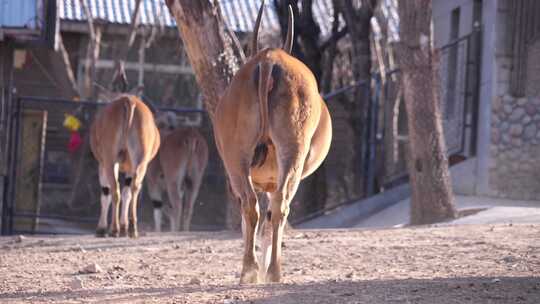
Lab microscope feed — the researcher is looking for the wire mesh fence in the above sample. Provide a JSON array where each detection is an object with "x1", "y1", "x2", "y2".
[{"x1": 1, "y1": 96, "x2": 229, "y2": 235}]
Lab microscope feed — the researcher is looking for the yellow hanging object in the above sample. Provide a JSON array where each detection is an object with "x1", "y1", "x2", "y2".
[{"x1": 63, "y1": 114, "x2": 82, "y2": 132}]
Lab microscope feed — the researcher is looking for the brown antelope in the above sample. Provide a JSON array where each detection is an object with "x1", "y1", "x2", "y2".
[
  {"x1": 214, "y1": 2, "x2": 332, "y2": 283},
  {"x1": 146, "y1": 112, "x2": 209, "y2": 232},
  {"x1": 90, "y1": 95, "x2": 160, "y2": 238}
]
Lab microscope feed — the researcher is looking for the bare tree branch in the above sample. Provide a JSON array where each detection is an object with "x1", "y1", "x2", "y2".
[
  {"x1": 111, "y1": 0, "x2": 143, "y2": 92},
  {"x1": 320, "y1": 1, "x2": 343, "y2": 92},
  {"x1": 319, "y1": 26, "x2": 348, "y2": 52},
  {"x1": 79, "y1": 0, "x2": 101, "y2": 99},
  {"x1": 56, "y1": 35, "x2": 81, "y2": 98}
]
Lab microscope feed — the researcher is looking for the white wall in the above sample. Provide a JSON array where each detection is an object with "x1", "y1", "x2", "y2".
[
  {"x1": 433, "y1": 0, "x2": 476, "y2": 47},
  {"x1": 432, "y1": 0, "x2": 500, "y2": 196}
]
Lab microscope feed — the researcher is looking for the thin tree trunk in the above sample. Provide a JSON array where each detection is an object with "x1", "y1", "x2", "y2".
[
  {"x1": 111, "y1": 0, "x2": 143, "y2": 92},
  {"x1": 55, "y1": 35, "x2": 80, "y2": 99},
  {"x1": 79, "y1": 0, "x2": 102, "y2": 100},
  {"x1": 66, "y1": 0, "x2": 102, "y2": 210},
  {"x1": 335, "y1": 0, "x2": 376, "y2": 198},
  {"x1": 395, "y1": 0, "x2": 457, "y2": 225}
]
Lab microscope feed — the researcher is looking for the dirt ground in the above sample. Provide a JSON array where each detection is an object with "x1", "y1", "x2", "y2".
[{"x1": 0, "y1": 224, "x2": 539, "y2": 303}]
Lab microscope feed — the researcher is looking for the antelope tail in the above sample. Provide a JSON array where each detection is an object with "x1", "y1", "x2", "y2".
[
  {"x1": 257, "y1": 61, "x2": 273, "y2": 145},
  {"x1": 122, "y1": 97, "x2": 136, "y2": 146},
  {"x1": 188, "y1": 136, "x2": 198, "y2": 164}
]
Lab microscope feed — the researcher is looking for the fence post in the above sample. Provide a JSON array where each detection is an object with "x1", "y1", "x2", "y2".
[
  {"x1": 365, "y1": 74, "x2": 382, "y2": 197},
  {"x1": 358, "y1": 83, "x2": 370, "y2": 198},
  {"x1": 2, "y1": 94, "x2": 21, "y2": 235},
  {"x1": 467, "y1": 24, "x2": 482, "y2": 156}
]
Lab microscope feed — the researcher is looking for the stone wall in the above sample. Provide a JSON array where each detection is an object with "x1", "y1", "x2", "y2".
[
  {"x1": 490, "y1": 94, "x2": 540, "y2": 200},
  {"x1": 486, "y1": 0, "x2": 540, "y2": 201}
]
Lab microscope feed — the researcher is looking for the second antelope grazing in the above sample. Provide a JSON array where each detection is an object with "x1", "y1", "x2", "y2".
[
  {"x1": 90, "y1": 95, "x2": 160, "y2": 238},
  {"x1": 146, "y1": 112, "x2": 209, "y2": 232},
  {"x1": 214, "y1": 3, "x2": 332, "y2": 283}
]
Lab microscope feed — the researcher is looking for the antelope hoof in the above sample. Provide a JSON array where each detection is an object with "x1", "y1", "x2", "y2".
[
  {"x1": 119, "y1": 225, "x2": 128, "y2": 237},
  {"x1": 110, "y1": 228, "x2": 120, "y2": 238},
  {"x1": 266, "y1": 272, "x2": 282, "y2": 283},
  {"x1": 266, "y1": 265, "x2": 282, "y2": 283},
  {"x1": 240, "y1": 265, "x2": 260, "y2": 284},
  {"x1": 128, "y1": 229, "x2": 139, "y2": 238},
  {"x1": 95, "y1": 228, "x2": 107, "y2": 238},
  {"x1": 128, "y1": 222, "x2": 139, "y2": 238}
]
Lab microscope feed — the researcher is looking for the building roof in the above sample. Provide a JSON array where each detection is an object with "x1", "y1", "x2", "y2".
[
  {"x1": 59, "y1": 0, "x2": 399, "y2": 41},
  {"x1": 59, "y1": 0, "x2": 334, "y2": 35}
]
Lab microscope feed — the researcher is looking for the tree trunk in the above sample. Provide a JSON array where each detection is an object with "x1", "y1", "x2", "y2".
[
  {"x1": 395, "y1": 0, "x2": 457, "y2": 225},
  {"x1": 164, "y1": 0, "x2": 244, "y2": 122},
  {"x1": 334, "y1": 0, "x2": 376, "y2": 198}
]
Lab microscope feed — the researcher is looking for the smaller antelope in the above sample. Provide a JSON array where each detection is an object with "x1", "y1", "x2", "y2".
[
  {"x1": 146, "y1": 112, "x2": 209, "y2": 232},
  {"x1": 90, "y1": 95, "x2": 160, "y2": 237}
]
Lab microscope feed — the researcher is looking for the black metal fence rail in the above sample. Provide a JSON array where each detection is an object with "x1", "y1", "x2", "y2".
[{"x1": 293, "y1": 28, "x2": 481, "y2": 225}]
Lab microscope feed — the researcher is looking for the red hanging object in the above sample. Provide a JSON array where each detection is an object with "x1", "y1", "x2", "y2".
[{"x1": 68, "y1": 131, "x2": 82, "y2": 154}]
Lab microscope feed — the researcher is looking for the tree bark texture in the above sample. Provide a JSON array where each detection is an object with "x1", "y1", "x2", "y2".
[
  {"x1": 164, "y1": 0, "x2": 244, "y2": 122},
  {"x1": 395, "y1": 0, "x2": 457, "y2": 225},
  {"x1": 334, "y1": 0, "x2": 376, "y2": 198}
]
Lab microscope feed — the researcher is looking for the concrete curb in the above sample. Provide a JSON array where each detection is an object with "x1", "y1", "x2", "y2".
[{"x1": 296, "y1": 184, "x2": 411, "y2": 229}]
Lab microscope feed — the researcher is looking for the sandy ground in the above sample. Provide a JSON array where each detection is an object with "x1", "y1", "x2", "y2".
[{"x1": 0, "y1": 224, "x2": 539, "y2": 303}]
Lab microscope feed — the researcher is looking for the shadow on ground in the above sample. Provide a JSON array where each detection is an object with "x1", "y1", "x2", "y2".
[{"x1": 1, "y1": 276, "x2": 538, "y2": 303}]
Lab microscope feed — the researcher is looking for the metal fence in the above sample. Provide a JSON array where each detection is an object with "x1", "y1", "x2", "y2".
[
  {"x1": 291, "y1": 28, "x2": 482, "y2": 225},
  {"x1": 1, "y1": 96, "x2": 229, "y2": 235}
]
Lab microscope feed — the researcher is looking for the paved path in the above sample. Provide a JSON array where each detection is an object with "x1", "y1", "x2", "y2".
[{"x1": 354, "y1": 195, "x2": 540, "y2": 228}]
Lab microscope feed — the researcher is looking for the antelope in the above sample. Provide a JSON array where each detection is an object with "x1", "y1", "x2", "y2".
[
  {"x1": 90, "y1": 95, "x2": 160, "y2": 238},
  {"x1": 214, "y1": 2, "x2": 332, "y2": 283},
  {"x1": 146, "y1": 112, "x2": 209, "y2": 232}
]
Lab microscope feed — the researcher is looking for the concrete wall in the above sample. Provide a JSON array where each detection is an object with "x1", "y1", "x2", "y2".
[
  {"x1": 526, "y1": 40, "x2": 540, "y2": 97},
  {"x1": 433, "y1": 0, "x2": 476, "y2": 47},
  {"x1": 433, "y1": 0, "x2": 486, "y2": 195}
]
